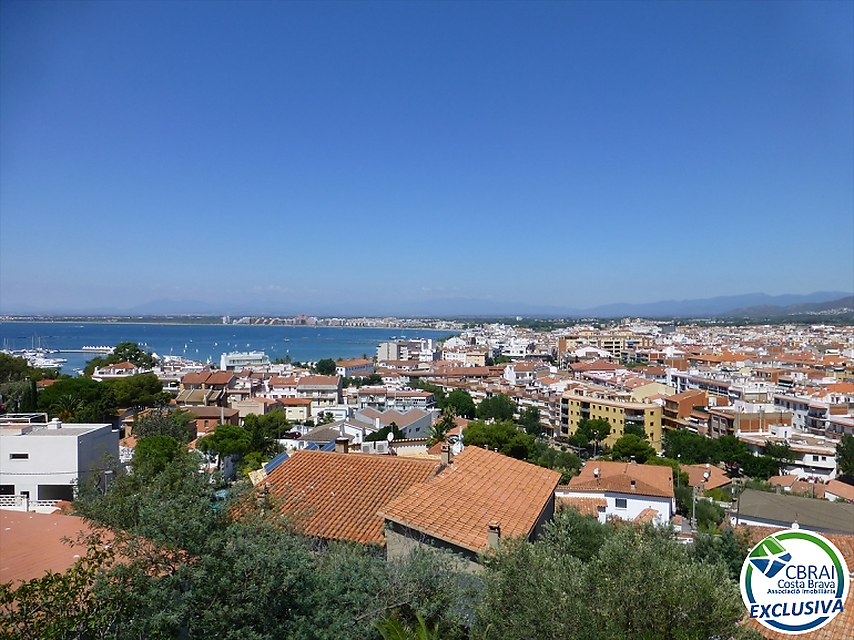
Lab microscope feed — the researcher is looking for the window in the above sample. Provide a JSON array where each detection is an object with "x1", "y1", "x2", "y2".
[
  {"x1": 615, "y1": 498, "x2": 627, "y2": 509},
  {"x1": 9, "y1": 453, "x2": 28, "y2": 460}
]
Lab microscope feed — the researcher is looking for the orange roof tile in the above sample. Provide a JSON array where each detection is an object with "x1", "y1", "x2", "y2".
[
  {"x1": 633, "y1": 507, "x2": 659, "y2": 524},
  {"x1": 569, "y1": 461, "x2": 674, "y2": 498},
  {"x1": 379, "y1": 447, "x2": 561, "y2": 553},
  {"x1": 683, "y1": 463, "x2": 732, "y2": 491},
  {"x1": 0, "y1": 511, "x2": 97, "y2": 584},
  {"x1": 826, "y1": 479, "x2": 854, "y2": 502},
  {"x1": 263, "y1": 450, "x2": 441, "y2": 545},
  {"x1": 557, "y1": 496, "x2": 607, "y2": 517}
]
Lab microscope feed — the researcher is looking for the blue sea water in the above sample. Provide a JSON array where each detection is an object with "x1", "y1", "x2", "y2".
[{"x1": 0, "y1": 322, "x2": 453, "y2": 375}]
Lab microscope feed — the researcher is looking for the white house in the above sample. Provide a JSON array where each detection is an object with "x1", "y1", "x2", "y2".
[
  {"x1": 556, "y1": 461, "x2": 675, "y2": 526},
  {"x1": 0, "y1": 417, "x2": 118, "y2": 509}
]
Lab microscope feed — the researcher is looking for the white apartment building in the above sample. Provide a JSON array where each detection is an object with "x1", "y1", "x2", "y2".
[
  {"x1": 220, "y1": 351, "x2": 271, "y2": 371},
  {"x1": 0, "y1": 417, "x2": 119, "y2": 509}
]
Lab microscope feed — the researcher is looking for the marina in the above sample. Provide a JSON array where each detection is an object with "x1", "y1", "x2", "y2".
[{"x1": 0, "y1": 322, "x2": 453, "y2": 375}]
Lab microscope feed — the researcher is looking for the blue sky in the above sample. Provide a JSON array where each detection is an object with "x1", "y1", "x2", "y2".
[{"x1": 1, "y1": 1, "x2": 852, "y2": 315}]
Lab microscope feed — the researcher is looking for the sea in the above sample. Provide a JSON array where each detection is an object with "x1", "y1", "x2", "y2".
[{"x1": 0, "y1": 322, "x2": 454, "y2": 376}]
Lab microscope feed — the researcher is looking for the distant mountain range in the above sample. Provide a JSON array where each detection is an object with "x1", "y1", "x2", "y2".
[
  {"x1": 7, "y1": 291, "x2": 853, "y2": 320},
  {"x1": 720, "y1": 295, "x2": 854, "y2": 319}
]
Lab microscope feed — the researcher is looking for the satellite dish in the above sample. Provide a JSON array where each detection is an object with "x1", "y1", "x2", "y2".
[{"x1": 386, "y1": 431, "x2": 394, "y2": 442}]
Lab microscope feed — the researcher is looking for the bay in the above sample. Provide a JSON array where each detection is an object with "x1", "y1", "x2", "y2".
[{"x1": 0, "y1": 322, "x2": 454, "y2": 375}]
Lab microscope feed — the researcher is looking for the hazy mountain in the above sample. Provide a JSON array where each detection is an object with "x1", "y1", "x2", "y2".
[
  {"x1": 6, "y1": 291, "x2": 852, "y2": 320},
  {"x1": 579, "y1": 292, "x2": 854, "y2": 319},
  {"x1": 721, "y1": 295, "x2": 854, "y2": 319}
]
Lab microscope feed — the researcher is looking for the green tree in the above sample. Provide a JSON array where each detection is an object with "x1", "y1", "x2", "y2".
[
  {"x1": 314, "y1": 358, "x2": 337, "y2": 376},
  {"x1": 476, "y1": 394, "x2": 516, "y2": 421},
  {"x1": 623, "y1": 422, "x2": 647, "y2": 439},
  {"x1": 131, "y1": 435, "x2": 183, "y2": 480},
  {"x1": 463, "y1": 420, "x2": 534, "y2": 460},
  {"x1": 0, "y1": 352, "x2": 57, "y2": 383},
  {"x1": 611, "y1": 433, "x2": 656, "y2": 464},
  {"x1": 837, "y1": 434, "x2": 854, "y2": 479},
  {"x1": 243, "y1": 409, "x2": 290, "y2": 455},
  {"x1": 19, "y1": 377, "x2": 38, "y2": 412},
  {"x1": 134, "y1": 408, "x2": 194, "y2": 443},
  {"x1": 38, "y1": 377, "x2": 118, "y2": 423},
  {"x1": 427, "y1": 408, "x2": 457, "y2": 446},
  {"x1": 663, "y1": 428, "x2": 719, "y2": 464},
  {"x1": 519, "y1": 406, "x2": 543, "y2": 436},
  {"x1": 716, "y1": 434, "x2": 748, "y2": 464},
  {"x1": 197, "y1": 423, "x2": 252, "y2": 468},
  {"x1": 105, "y1": 373, "x2": 164, "y2": 410},
  {"x1": 473, "y1": 513, "x2": 757, "y2": 640},
  {"x1": 52, "y1": 394, "x2": 83, "y2": 422},
  {"x1": 529, "y1": 441, "x2": 582, "y2": 482},
  {"x1": 763, "y1": 440, "x2": 795, "y2": 470},
  {"x1": 691, "y1": 528, "x2": 752, "y2": 581},
  {"x1": 739, "y1": 452, "x2": 781, "y2": 480},
  {"x1": 577, "y1": 418, "x2": 611, "y2": 456},
  {"x1": 445, "y1": 389, "x2": 476, "y2": 419},
  {"x1": 64, "y1": 448, "x2": 472, "y2": 640}
]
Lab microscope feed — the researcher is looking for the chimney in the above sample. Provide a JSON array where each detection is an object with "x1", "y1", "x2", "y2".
[
  {"x1": 48, "y1": 418, "x2": 62, "y2": 430},
  {"x1": 441, "y1": 443, "x2": 452, "y2": 466},
  {"x1": 487, "y1": 520, "x2": 501, "y2": 550},
  {"x1": 334, "y1": 437, "x2": 349, "y2": 454},
  {"x1": 630, "y1": 479, "x2": 637, "y2": 492}
]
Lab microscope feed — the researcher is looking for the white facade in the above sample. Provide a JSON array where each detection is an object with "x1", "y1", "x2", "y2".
[
  {"x1": 220, "y1": 351, "x2": 270, "y2": 370},
  {"x1": 0, "y1": 419, "x2": 118, "y2": 508},
  {"x1": 556, "y1": 487, "x2": 674, "y2": 526}
]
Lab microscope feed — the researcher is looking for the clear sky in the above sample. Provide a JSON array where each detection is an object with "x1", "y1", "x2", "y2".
[{"x1": 1, "y1": 0, "x2": 852, "y2": 315}]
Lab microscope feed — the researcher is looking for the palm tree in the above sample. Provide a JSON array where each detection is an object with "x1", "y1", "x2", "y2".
[
  {"x1": 427, "y1": 407, "x2": 456, "y2": 447},
  {"x1": 374, "y1": 613, "x2": 439, "y2": 640},
  {"x1": 52, "y1": 394, "x2": 82, "y2": 422}
]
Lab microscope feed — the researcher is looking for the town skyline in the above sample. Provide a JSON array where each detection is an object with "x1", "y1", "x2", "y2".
[{"x1": 1, "y1": 2, "x2": 852, "y2": 314}]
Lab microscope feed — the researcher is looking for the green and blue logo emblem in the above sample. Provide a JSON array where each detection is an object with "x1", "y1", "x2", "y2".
[{"x1": 740, "y1": 529, "x2": 849, "y2": 635}]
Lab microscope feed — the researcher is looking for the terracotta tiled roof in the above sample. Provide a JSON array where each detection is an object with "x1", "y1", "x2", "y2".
[
  {"x1": 683, "y1": 463, "x2": 731, "y2": 490},
  {"x1": 826, "y1": 479, "x2": 854, "y2": 502},
  {"x1": 633, "y1": 507, "x2": 659, "y2": 524},
  {"x1": 379, "y1": 447, "x2": 561, "y2": 554},
  {"x1": 263, "y1": 450, "x2": 441, "y2": 545},
  {"x1": 102, "y1": 361, "x2": 136, "y2": 370},
  {"x1": 205, "y1": 371, "x2": 235, "y2": 386},
  {"x1": 768, "y1": 475, "x2": 799, "y2": 488},
  {"x1": 279, "y1": 398, "x2": 313, "y2": 406},
  {"x1": 738, "y1": 525, "x2": 854, "y2": 640},
  {"x1": 181, "y1": 371, "x2": 211, "y2": 386},
  {"x1": 557, "y1": 496, "x2": 607, "y2": 517},
  {"x1": 0, "y1": 510, "x2": 97, "y2": 583},
  {"x1": 297, "y1": 375, "x2": 340, "y2": 387},
  {"x1": 568, "y1": 474, "x2": 672, "y2": 498},
  {"x1": 569, "y1": 461, "x2": 674, "y2": 498}
]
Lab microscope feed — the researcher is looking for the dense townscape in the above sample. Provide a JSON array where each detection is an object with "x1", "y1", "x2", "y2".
[{"x1": 1, "y1": 318, "x2": 853, "y2": 639}]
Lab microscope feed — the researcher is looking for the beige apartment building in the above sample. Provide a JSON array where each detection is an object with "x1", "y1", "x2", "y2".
[{"x1": 560, "y1": 391, "x2": 663, "y2": 450}]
